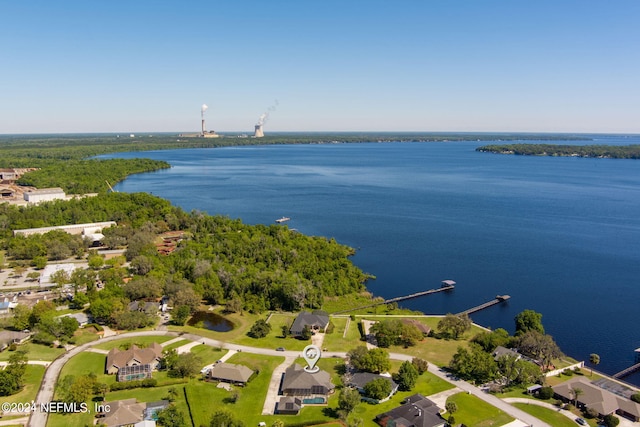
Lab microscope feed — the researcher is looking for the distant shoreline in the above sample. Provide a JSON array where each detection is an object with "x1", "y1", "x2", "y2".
[{"x1": 477, "y1": 143, "x2": 640, "y2": 159}]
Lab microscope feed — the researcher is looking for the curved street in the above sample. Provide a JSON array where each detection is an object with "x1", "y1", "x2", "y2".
[{"x1": 26, "y1": 331, "x2": 551, "y2": 427}]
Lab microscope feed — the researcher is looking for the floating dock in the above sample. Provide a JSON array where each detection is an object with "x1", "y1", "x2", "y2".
[
  {"x1": 331, "y1": 280, "x2": 455, "y2": 314},
  {"x1": 456, "y1": 295, "x2": 511, "y2": 316}
]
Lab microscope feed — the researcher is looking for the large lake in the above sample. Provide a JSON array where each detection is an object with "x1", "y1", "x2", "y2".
[{"x1": 103, "y1": 135, "x2": 640, "y2": 385}]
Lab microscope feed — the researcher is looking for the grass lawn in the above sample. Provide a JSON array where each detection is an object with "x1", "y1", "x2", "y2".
[
  {"x1": 91, "y1": 335, "x2": 173, "y2": 351},
  {"x1": 231, "y1": 313, "x2": 309, "y2": 351},
  {"x1": 0, "y1": 343, "x2": 66, "y2": 361},
  {"x1": 322, "y1": 317, "x2": 364, "y2": 351},
  {"x1": 512, "y1": 402, "x2": 584, "y2": 427},
  {"x1": 1, "y1": 364, "x2": 45, "y2": 405},
  {"x1": 161, "y1": 338, "x2": 190, "y2": 352},
  {"x1": 71, "y1": 327, "x2": 101, "y2": 346},
  {"x1": 189, "y1": 344, "x2": 226, "y2": 365},
  {"x1": 321, "y1": 292, "x2": 420, "y2": 315},
  {"x1": 445, "y1": 392, "x2": 514, "y2": 427}
]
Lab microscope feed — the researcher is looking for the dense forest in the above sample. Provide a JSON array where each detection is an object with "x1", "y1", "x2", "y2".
[
  {"x1": 476, "y1": 143, "x2": 640, "y2": 159},
  {"x1": 1, "y1": 192, "x2": 370, "y2": 320}
]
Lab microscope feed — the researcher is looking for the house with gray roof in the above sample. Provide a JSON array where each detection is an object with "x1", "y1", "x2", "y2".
[
  {"x1": 347, "y1": 372, "x2": 399, "y2": 403},
  {"x1": 553, "y1": 377, "x2": 640, "y2": 421},
  {"x1": 208, "y1": 362, "x2": 254, "y2": 385},
  {"x1": 0, "y1": 330, "x2": 31, "y2": 351},
  {"x1": 375, "y1": 393, "x2": 445, "y2": 427},
  {"x1": 492, "y1": 345, "x2": 521, "y2": 361},
  {"x1": 289, "y1": 310, "x2": 330, "y2": 337},
  {"x1": 281, "y1": 363, "x2": 334, "y2": 398},
  {"x1": 276, "y1": 396, "x2": 303, "y2": 415}
]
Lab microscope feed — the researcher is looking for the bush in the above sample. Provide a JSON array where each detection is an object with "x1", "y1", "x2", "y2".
[
  {"x1": 631, "y1": 393, "x2": 640, "y2": 403},
  {"x1": 603, "y1": 414, "x2": 620, "y2": 427},
  {"x1": 538, "y1": 386, "x2": 554, "y2": 400},
  {"x1": 563, "y1": 368, "x2": 574, "y2": 376},
  {"x1": 583, "y1": 407, "x2": 598, "y2": 419}
]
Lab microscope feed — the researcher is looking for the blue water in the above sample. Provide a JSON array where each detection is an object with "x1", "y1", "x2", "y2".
[{"x1": 102, "y1": 135, "x2": 640, "y2": 385}]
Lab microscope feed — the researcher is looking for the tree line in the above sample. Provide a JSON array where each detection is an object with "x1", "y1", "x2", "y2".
[{"x1": 477, "y1": 143, "x2": 640, "y2": 159}]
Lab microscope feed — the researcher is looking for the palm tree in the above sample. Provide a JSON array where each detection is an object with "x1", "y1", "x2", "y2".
[
  {"x1": 589, "y1": 353, "x2": 600, "y2": 377},
  {"x1": 572, "y1": 387, "x2": 584, "y2": 407}
]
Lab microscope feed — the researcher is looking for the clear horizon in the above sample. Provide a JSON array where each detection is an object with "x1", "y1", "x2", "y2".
[{"x1": 1, "y1": 1, "x2": 639, "y2": 134}]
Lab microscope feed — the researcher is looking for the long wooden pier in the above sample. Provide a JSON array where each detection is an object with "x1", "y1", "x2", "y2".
[
  {"x1": 332, "y1": 282, "x2": 455, "y2": 315},
  {"x1": 613, "y1": 362, "x2": 640, "y2": 379},
  {"x1": 456, "y1": 295, "x2": 511, "y2": 316}
]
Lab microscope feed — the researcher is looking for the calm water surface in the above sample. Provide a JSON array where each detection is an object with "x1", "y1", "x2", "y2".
[{"x1": 104, "y1": 136, "x2": 640, "y2": 385}]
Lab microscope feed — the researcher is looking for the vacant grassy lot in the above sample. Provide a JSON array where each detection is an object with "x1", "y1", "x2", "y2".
[
  {"x1": 189, "y1": 344, "x2": 226, "y2": 365},
  {"x1": 91, "y1": 335, "x2": 173, "y2": 351},
  {"x1": 445, "y1": 392, "x2": 514, "y2": 427},
  {"x1": 0, "y1": 343, "x2": 65, "y2": 361},
  {"x1": 512, "y1": 402, "x2": 586, "y2": 427},
  {"x1": 232, "y1": 312, "x2": 310, "y2": 351},
  {"x1": 1, "y1": 364, "x2": 45, "y2": 405}
]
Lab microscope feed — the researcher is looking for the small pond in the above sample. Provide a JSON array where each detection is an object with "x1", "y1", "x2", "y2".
[{"x1": 187, "y1": 311, "x2": 235, "y2": 332}]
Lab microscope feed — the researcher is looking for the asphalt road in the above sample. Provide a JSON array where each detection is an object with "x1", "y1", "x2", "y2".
[{"x1": 27, "y1": 331, "x2": 551, "y2": 427}]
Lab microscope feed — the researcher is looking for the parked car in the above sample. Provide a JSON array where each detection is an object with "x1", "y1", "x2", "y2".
[
  {"x1": 575, "y1": 418, "x2": 586, "y2": 426},
  {"x1": 276, "y1": 347, "x2": 285, "y2": 351}
]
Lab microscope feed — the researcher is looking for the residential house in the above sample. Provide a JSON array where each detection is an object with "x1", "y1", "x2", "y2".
[
  {"x1": 276, "y1": 396, "x2": 303, "y2": 415},
  {"x1": 128, "y1": 301, "x2": 159, "y2": 314},
  {"x1": 57, "y1": 312, "x2": 92, "y2": 327},
  {"x1": 96, "y1": 398, "x2": 168, "y2": 427},
  {"x1": 105, "y1": 343, "x2": 163, "y2": 382},
  {"x1": 289, "y1": 311, "x2": 330, "y2": 337},
  {"x1": 492, "y1": 346, "x2": 521, "y2": 361},
  {"x1": 280, "y1": 363, "x2": 334, "y2": 401},
  {"x1": 347, "y1": 372, "x2": 399, "y2": 403},
  {"x1": 400, "y1": 319, "x2": 431, "y2": 336},
  {"x1": 208, "y1": 362, "x2": 254, "y2": 385},
  {"x1": 0, "y1": 330, "x2": 31, "y2": 351},
  {"x1": 553, "y1": 377, "x2": 640, "y2": 421},
  {"x1": 375, "y1": 393, "x2": 446, "y2": 427}
]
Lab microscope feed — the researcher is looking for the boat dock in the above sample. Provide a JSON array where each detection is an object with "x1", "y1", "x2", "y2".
[
  {"x1": 613, "y1": 362, "x2": 640, "y2": 379},
  {"x1": 332, "y1": 280, "x2": 455, "y2": 315},
  {"x1": 456, "y1": 295, "x2": 511, "y2": 316}
]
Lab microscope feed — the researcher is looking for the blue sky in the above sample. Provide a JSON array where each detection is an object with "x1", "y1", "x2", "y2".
[{"x1": 1, "y1": 1, "x2": 638, "y2": 133}]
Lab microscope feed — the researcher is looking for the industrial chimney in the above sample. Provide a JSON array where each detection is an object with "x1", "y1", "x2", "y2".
[{"x1": 254, "y1": 124, "x2": 264, "y2": 138}]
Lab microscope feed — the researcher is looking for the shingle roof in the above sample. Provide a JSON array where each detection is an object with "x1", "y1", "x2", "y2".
[
  {"x1": 290, "y1": 311, "x2": 330, "y2": 334},
  {"x1": 376, "y1": 394, "x2": 445, "y2": 427},
  {"x1": 281, "y1": 364, "x2": 334, "y2": 393},
  {"x1": 349, "y1": 372, "x2": 398, "y2": 392},
  {"x1": 209, "y1": 363, "x2": 254, "y2": 383},
  {"x1": 106, "y1": 342, "x2": 163, "y2": 371},
  {"x1": 552, "y1": 377, "x2": 640, "y2": 417}
]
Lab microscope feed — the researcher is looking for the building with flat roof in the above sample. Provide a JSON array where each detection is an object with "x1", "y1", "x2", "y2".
[{"x1": 23, "y1": 187, "x2": 65, "y2": 203}]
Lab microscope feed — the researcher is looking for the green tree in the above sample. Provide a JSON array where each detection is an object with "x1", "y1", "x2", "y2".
[
  {"x1": 603, "y1": 414, "x2": 620, "y2": 427},
  {"x1": 155, "y1": 405, "x2": 186, "y2": 427},
  {"x1": 209, "y1": 410, "x2": 245, "y2": 427},
  {"x1": 169, "y1": 353, "x2": 202, "y2": 378},
  {"x1": 12, "y1": 304, "x2": 31, "y2": 331},
  {"x1": 300, "y1": 324, "x2": 312, "y2": 340},
  {"x1": 631, "y1": 393, "x2": 640, "y2": 404},
  {"x1": 411, "y1": 357, "x2": 429, "y2": 375},
  {"x1": 337, "y1": 387, "x2": 361, "y2": 419},
  {"x1": 172, "y1": 305, "x2": 191, "y2": 326},
  {"x1": 449, "y1": 344, "x2": 498, "y2": 384},
  {"x1": 471, "y1": 328, "x2": 511, "y2": 352},
  {"x1": 348, "y1": 347, "x2": 391, "y2": 374},
  {"x1": 516, "y1": 330, "x2": 562, "y2": 371},
  {"x1": 515, "y1": 309, "x2": 544, "y2": 335},
  {"x1": 363, "y1": 378, "x2": 392, "y2": 400},
  {"x1": 395, "y1": 360, "x2": 418, "y2": 391},
  {"x1": 437, "y1": 313, "x2": 472, "y2": 339},
  {"x1": 445, "y1": 401, "x2": 458, "y2": 415},
  {"x1": 248, "y1": 319, "x2": 272, "y2": 338},
  {"x1": 589, "y1": 353, "x2": 600, "y2": 376},
  {"x1": 32, "y1": 255, "x2": 48, "y2": 269}
]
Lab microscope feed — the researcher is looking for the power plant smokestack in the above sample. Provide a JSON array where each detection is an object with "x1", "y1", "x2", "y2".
[
  {"x1": 253, "y1": 100, "x2": 278, "y2": 138},
  {"x1": 201, "y1": 104, "x2": 208, "y2": 135}
]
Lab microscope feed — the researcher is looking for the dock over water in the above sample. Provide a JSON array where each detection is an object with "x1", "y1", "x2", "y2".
[
  {"x1": 456, "y1": 295, "x2": 511, "y2": 316},
  {"x1": 331, "y1": 280, "x2": 455, "y2": 315},
  {"x1": 613, "y1": 362, "x2": 640, "y2": 379}
]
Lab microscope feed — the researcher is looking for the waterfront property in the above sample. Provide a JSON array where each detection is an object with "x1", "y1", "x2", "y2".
[
  {"x1": 492, "y1": 345, "x2": 521, "y2": 361},
  {"x1": 552, "y1": 377, "x2": 640, "y2": 421},
  {"x1": 289, "y1": 311, "x2": 330, "y2": 337},
  {"x1": 375, "y1": 393, "x2": 445, "y2": 427}
]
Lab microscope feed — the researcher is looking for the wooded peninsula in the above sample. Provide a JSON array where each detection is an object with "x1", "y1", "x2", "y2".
[{"x1": 476, "y1": 143, "x2": 640, "y2": 159}]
